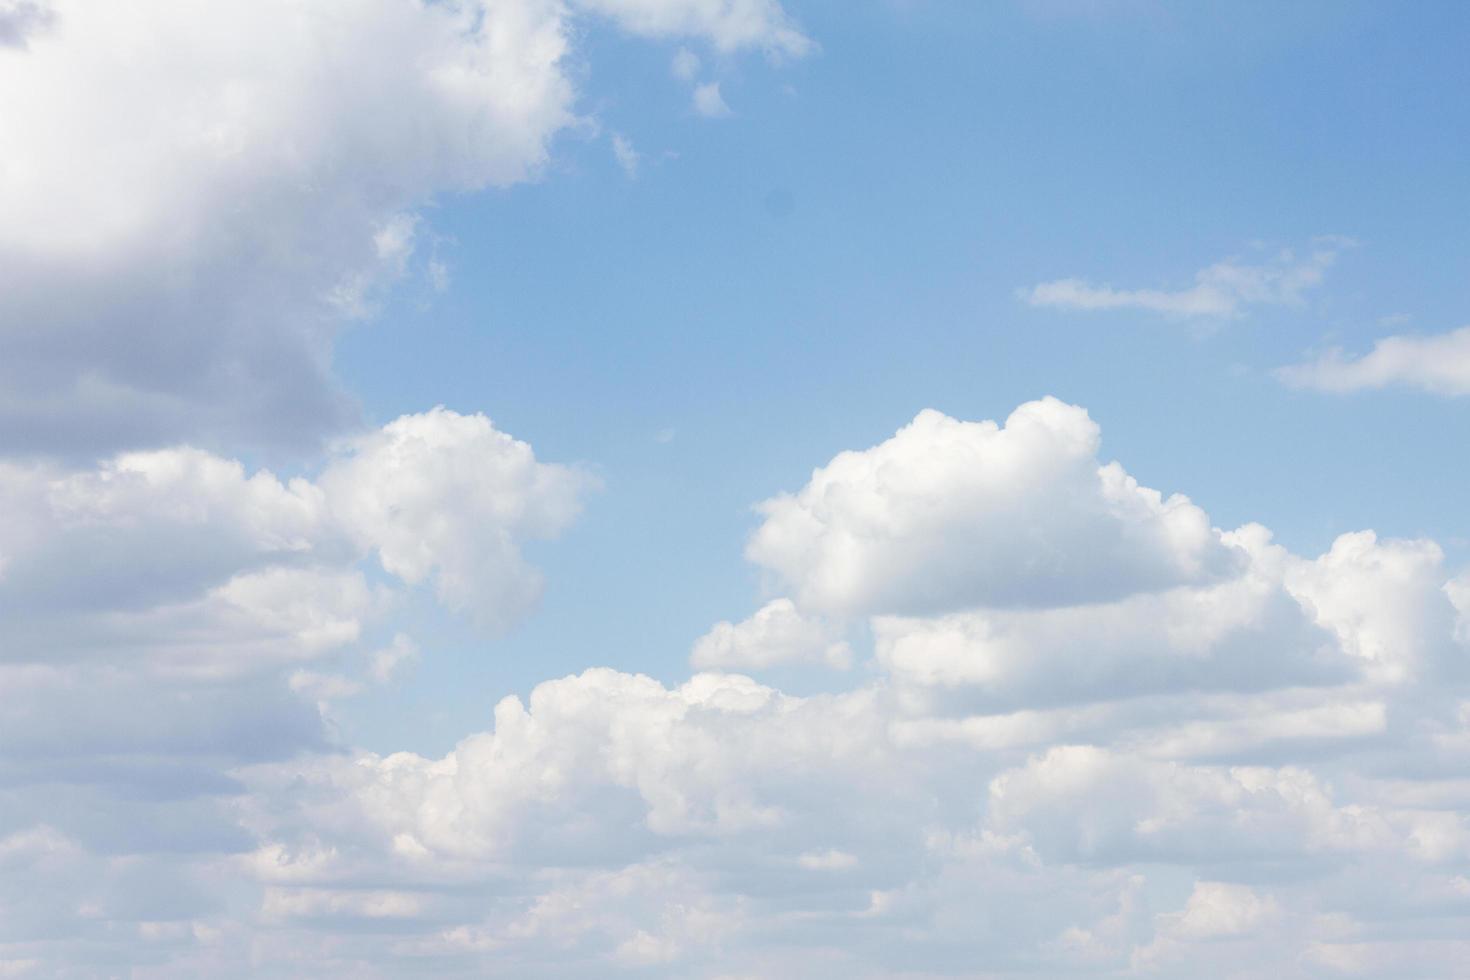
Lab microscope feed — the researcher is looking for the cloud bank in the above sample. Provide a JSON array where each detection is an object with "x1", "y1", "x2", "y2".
[{"x1": 5, "y1": 398, "x2": 1470, "y2": 976}]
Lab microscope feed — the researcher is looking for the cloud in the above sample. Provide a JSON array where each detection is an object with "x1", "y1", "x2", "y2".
[
  {"x1": 319, "y1": 407, "x2": 596, "y2": 627},
  {"x1": 693, "y1": 80, "x2": 733, "y2": 117},
  {"x1": 0, "y1": 408, "x2": 590, "y2": 926},
  {"x1": 0, "y1": 0, "x2": 575, "y2": 455},
  {"x1": 572, "y1": 0, "x2": 812, "y2": 57},
  {"x1": 870, "y1": 525, "x2": 1346, "y2": 710},
  {"x1": 0, "y1": 0, "x2": 807, "y2": 456},
  {"x1": 1277, "y1": 325, "x2": 1470, "y2": 396},
  {"x1": 1023, "y1": 239, "x2": 1349, "y2": 319},
  {"x1": 691, "y1": 598, "x2": 853, "y2": 670},
  {"x1": 671, "y1": 46, "x2": 702, "y2": 80},
  {"x1": 0, "y1": 408, "x2": 590, "y2": 653},
  {"x1": 747, "y1": 398, "x2": 1238, "y2": 618},
  {"x1": 611, "y1": 132, "x2": 641, "y2": 178},
  {"x1": 7, "y1": 399, "x2": 1470, "y2": 975},
  {"x1": 188, "y1": 401, "x2": 1468, "y2": 975}
]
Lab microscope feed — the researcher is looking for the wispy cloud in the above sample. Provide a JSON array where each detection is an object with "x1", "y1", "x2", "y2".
[
  {"x1": 1022, "y1": 238, "x2": 1352, "y2": 319},
  {"x1": 1277, "y1": 325, "x2": 1470, "y2": 396},
  {"x1": 671, "y1": 46, "x2": 700, "y2": 81},
  {"x1": 611, "y1": 132, "x2": 641, "y2": 178}
]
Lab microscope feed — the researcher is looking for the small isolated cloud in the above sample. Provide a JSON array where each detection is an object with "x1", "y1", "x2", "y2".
[
  {"x1": 611, "y1": 133, "x2": 640, "y2": 178},
  {"x1": 671, "y1": 46, "x2": 701, "y2": 80},
  {"x1": 693, "y1": 81, "x2": 732, "y2": 117},
  {"x1": 427, "y1": 258, "x2": 451, "y2": 293},
  {"x1": 1277, "y1": 325, "x2": 1470, "y2": 396},
  {"x1": 1022, "y1": 239, "x2": 1350, "y2": 319}
]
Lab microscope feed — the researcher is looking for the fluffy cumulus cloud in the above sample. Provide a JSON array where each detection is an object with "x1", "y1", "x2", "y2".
[
  {"x1": 1277, "y1": 324, "x2": 1470, "y2": 396},
  {"x1": 1023, "y1": 238, "x2": 1349, "y2": 319},
  {"x1": 319, "y1": 408, "x2": 594, "y2": 626},
  {"x1": 0, "y1": 408, "x2": 589, "y2": 665},
  {"x1": 0, "y1": 408, "x2": 593, "y2": 975},
  {"x1": 747, "y1": 398, "x2": 1238, "y2": 617},
  {"x1": 5, "y1": 398, "x2": 1466, "y2": 975},
  {"x1": 0, "y1": 0, "x2": 809, "y2": 455},
  {"x1": 217, "y1": 402, "x2": 1469, "y2": 977}
]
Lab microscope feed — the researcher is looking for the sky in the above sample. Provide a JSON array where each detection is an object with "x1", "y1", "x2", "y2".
[{"x1": 2, "y1": 0, "x2": 1470, "y2": 976}]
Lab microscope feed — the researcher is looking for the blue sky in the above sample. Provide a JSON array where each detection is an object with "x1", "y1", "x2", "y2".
[{"x1": 3, "y1": 1, "x2": 1470, "y2": 976}]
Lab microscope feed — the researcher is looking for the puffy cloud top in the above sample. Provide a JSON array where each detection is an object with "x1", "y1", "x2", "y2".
[
  {"x1": 747, "y1": 398, "x2": 1238, "y2": 617},
  {"x1": 321, "y1": 407, "x2": 595, "y2": 625}
]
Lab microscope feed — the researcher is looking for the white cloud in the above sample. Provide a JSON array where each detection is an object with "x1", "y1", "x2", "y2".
[
  {"x1": 1023, "y1": 239, "x2": 1348, "y2": 319},
  {"x1": 0, "y1": 0, "x2": 575, "y2": 453},
  {"x1": 691, "y1": 598, "x2": 853, "y2": 670},
  {"x1": 0, "y1": 0, "x2": 807, "y2": 455},
  {"x1": 693, "y1": 80, "x2": 732, "y2": 117},
  {"x1": 319, "y1": 407, "x2": 595, "y2": 627},
  {"x1": 0, "y1": 408, "x2": 588, "y2": 653},
  {"x1": 1277, "y1": 325, "x2": 1470, "y2": 396},
  {"x1": 1163, "y1": 882, "x2": 1276, "y2": 941},
  {"x1": 747, "y1": 398, "x2": 1238, "y2": 618},
  {"x1": 0, "y1": 407, "x2": 590, "y2": 921},
  {"x1": 1285, "y1": 530, "x2": 1460, "y2": 685},
  {"x1": 1130, "y1": 881, "x2": 1281, "y2": 970}
]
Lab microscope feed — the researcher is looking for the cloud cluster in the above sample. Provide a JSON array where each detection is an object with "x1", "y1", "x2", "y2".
[
  {"x1": 0, "y1": 409, "x2": 592, "y2": 974},
  {"x1": 0, "y1": 4, "x2": 827, "y2": 968},
  {"x1": 5, "y1": 3, "x2": 1469, "y2": 976},
  {"x1": 8, "y1": 399, "x2": 1463, "y2": 975}
]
